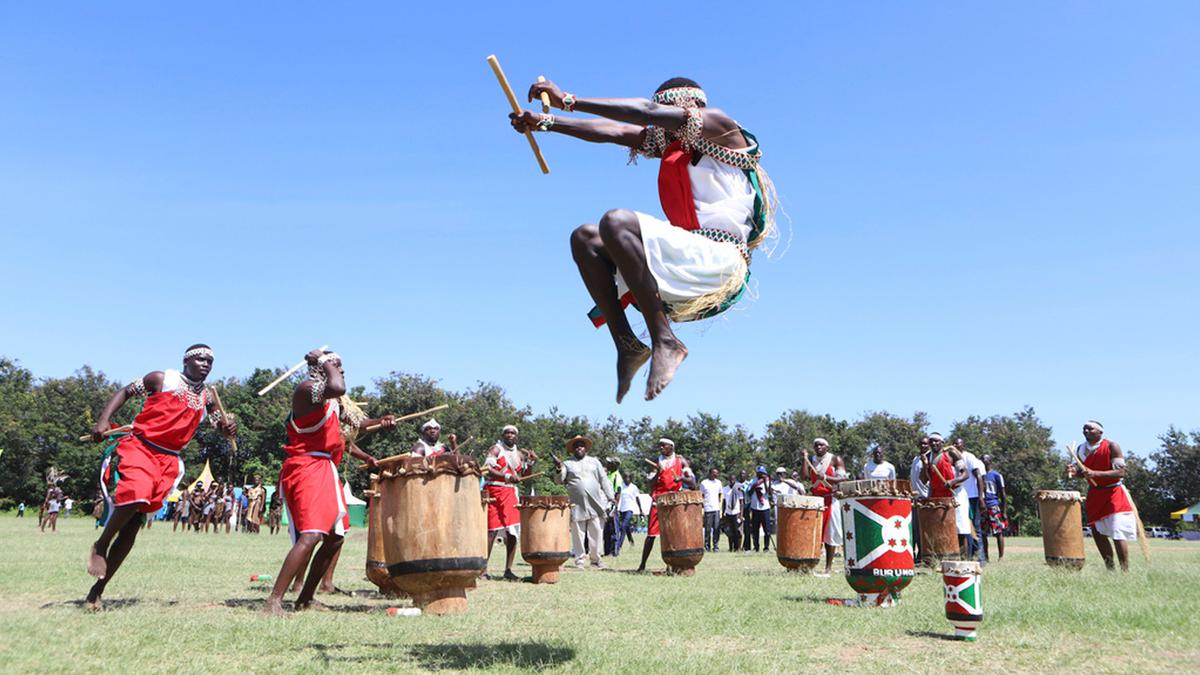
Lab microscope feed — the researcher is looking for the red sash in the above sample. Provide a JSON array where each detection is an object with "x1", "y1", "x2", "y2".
[{"x1": 657, "y1": 141, "x2": 700, "y2": 231}]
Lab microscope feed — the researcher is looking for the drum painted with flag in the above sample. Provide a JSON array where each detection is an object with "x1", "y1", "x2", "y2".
[
  {"x1": 839, "y1": 480, "x2": 915, "y2": 607},
  {"x1": 942, "y1": 560, "x2": 983, "y2": 641}
]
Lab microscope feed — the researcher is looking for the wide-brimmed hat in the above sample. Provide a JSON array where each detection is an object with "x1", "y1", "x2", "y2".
[{"x1": 564, "y1": 435, "x2": 593, "y2": 452}]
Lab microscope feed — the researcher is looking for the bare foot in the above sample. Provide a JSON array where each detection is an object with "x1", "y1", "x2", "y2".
[
  {"x1": 85, "y1": 598, "x2": 103, "y2": 612},
  {"x1": 263, "y1": 597, "x2": 287, "y2": 617},
  {"x1": 318, "y1": 583, "x2": 336, "y2": 594},
  {"x1": 87, "y1": 545, "x2": 107, "y2": 579},
  {"x1": 645, "y1": 340, "x2": 688, "y2": 400},
  {"x1": 615, "y1": 340, "x2": 651, "y2": 404}
]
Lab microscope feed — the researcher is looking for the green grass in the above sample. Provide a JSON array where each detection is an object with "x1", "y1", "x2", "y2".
[{"x1": 2, "y1": 516, "x2": 1197, "y2": 673}]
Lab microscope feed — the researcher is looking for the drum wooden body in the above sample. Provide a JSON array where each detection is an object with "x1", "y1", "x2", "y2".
[
  {"x1": 775, "y1": 494, "x2": 825, "y2": 572},
  {"x1": 379, "y1": 454, "x2": 487, "y2": 615},
  {"x1": 1037, "y1": 490, "x2": 1085, "y2": 570},
  {"x1": 943, "y1": 561, "x2": 983, "y2": 640},
  {"x1": 915, "y1": 498, "x2": 961, "y2": 565},
  {"x1": 365, "y1": 479, "x2": 405, "y2": 597},
  {"x1": 841, "y1": 481, "x2": 915, "y2": 607},
  {"x1": 655, "y1": 490, "x2": 704, "y2": 576},
  {"x1": 519, "y1": 495, "x2": 571, "y2": 583}
]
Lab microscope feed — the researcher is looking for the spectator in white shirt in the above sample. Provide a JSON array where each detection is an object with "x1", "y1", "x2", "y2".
[
  {"x1": 721, "y1": 474, "x2": 743, "y2": 551},
  {"x1": 699, "y1": 469, "x2": 723, "y2": 552},
  {"x1": 955, "y1": 438, "x2": 987, "y2": 565},
  {"x1": 863, "y1": 446, "x2": 897, "y2": 480},
  {"x1": 909, "y1": 436, "x2": 931, "y2": 561},
  {"x1": 614, "y1": 480, "x2": 641, "y2": 555}
]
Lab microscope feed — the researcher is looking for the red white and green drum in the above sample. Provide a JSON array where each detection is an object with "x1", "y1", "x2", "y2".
[
  {"x1": 942, "y1": 560, "x2": 983, "y2": 641},
  {"x1": 839, "y1": 480, "x2": 915, "y2": 608}
]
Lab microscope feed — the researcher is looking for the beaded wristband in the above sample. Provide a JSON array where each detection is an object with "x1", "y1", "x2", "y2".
[
  {"x1": 536, "y1": 114, "x2": 555, "y2": 132},
  {"x1": 562, "y1": 93, "x2": 576, "y2": 112}
]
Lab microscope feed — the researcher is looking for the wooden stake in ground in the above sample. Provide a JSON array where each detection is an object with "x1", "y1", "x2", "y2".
[
  {"x1": 256, "y1": 345, "x2": 329, "y2": 396},
  {"x1": 487, "y1": 54, "x2": 550, "y2": 174}
]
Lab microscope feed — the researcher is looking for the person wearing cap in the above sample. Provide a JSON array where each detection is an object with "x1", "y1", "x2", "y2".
[
  {"x1": 920, "y1": 433, "x2": 970, "y2": 555},
  {"x1": 484, "y1": 425, "x2": 532, "y2": 580},
  {"x1": 699, "y1": 468, "x2": 723, "y2": 552},
  {"x1": 746, "y1": 466, "x2": 773, "y2": 552},
  {"x1": 83, "y1": 344, "x2": 238, "y2": 610},
  {"x1": 410, "y1": 418, "x2": 458, "y2": 456},
  {"x1": 555, "y1": 436, "x2": 614, "y2": 570},
  {"x1": 1068, "y1": 420, "x2": 1136, "y2": 571},
  {"x1": 863, "y1": 446, "x2": 896, "y2": 480},
  {"x1": 981, "y1": 454, "x2": 1008, "y2": 561},
  {"x1": 636, "y1": 438, "x2": 695, "y2": 572},
  {"x1": 804, "y1": 438, "x2": 849, "y2": 576},
  {"x1": 603, "y1": 457, "x2": 625, "y2": 556}
]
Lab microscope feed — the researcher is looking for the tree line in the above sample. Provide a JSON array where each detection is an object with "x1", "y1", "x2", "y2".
[{"x1": 1, "y1": 356, "x2": 1196, "y2": 529}]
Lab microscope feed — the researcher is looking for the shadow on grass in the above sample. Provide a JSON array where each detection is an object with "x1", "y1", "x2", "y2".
[
  {"x1": 905, "y1": 630, "x2": 961, "y2": 642},
  {"x1": 223, "y1": 598, "x2": 383, "y2": 613},
  {"x1": 42, "y1": 598, "x2": 171, "y2": 610},
  {"x1": 407, "y1": 642, "x2": 576, "y2": 670},
  {"x1": 782, "y1": 595, "x2": 851, "y2": 605},
  {"x1": 309, "y1": 643, "x2": 396, "y2": 666}
]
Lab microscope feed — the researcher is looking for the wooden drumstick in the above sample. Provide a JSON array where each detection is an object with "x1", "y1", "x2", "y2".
[
  {"x1": 257, "y1": 345, "x2": 329, "y2": 396},
  {"x1": 516, "y1": 471, "x2": 545, "y2": 483},
  {"x1": 1066, "y1": 441, "x2": 1097, "y2": 487},
  {"x1": 487, "y1": 54, "x2": 550, "y2": 174},
  {"x1": 537, "y1": 75, "x2": 551, "y2": 113},
  {"x1": 209, "y1": 385, "x2": 238, "y2": 455},
  {"x1": 644, "y1": 458, "x2": 661, "y2": 470},
  {"x1": 363, "y1": 404, "x2": 450, "y2": 432},
  {"x1": 79, "y1": 425, "x2": 132, "y2": 442}
]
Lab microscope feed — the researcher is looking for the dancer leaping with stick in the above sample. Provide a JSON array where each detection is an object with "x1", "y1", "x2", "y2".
[{"x1": 509, "y1": 77, "x2": 778, "y2": 401}]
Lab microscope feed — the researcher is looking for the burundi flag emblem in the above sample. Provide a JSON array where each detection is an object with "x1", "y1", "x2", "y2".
[
  {"x1": 843, "y1": 499, "x2": 914, "y2": 570},
  {"x1": 944, "y1": 574, "x2": 982, "y2": 618}
]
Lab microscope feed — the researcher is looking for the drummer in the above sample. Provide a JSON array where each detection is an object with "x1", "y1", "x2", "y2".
[
  {"x1": 635, "y1": 438, "x2": 695, "y2": 572},
  {"x1": 803, "y1": 439, "x2": 849, "y2": 576},
  {"x1": 1067, "y1": 421, "x2": 1136, "y2": 571},
  {"x1": 909, "y1": 437, "x2": 932, "y2": 560},
  {"x1": 483, "y1": 424, "x2": 532, "y2": 580},
  {"x1": 411, "y1": 419, "x2": 457, "y2": 456},
  {"x1": 920, "y1": 433, "x2": 971, "y2": 555}
]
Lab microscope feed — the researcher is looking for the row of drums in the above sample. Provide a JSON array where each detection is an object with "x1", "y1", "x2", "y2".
[{"x1": 359, "y1": 455, "x2": 1085, "y2": 617}]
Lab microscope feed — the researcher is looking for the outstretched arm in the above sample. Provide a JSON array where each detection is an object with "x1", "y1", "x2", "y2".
[{"x1": 510, "y1": 111, "x2": 643, "y2": 148}]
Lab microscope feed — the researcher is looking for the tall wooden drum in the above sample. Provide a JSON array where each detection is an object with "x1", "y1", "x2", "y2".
[
  {"x1": 655, "y1": 490, "x2": 704, "y2": 576},
  {"x1": 519, "y1": 495, "x2": 571, "y2": 583},
  {"x1": 775, "y1": 494, "x2": 825, "y2": 573},
  {"x1": 839, "y1": 480, "x2": 915, "y2": 607},
  {"x1": 379, "y1": 454, "x2": 487, "y2": 615},
  {"x1": 942, "y1": 560, "x2": 983, "y2": 641},
  {"x1": 1036, "y1": 489, "x2": 1085, "y2": 570},
  {"x1": 365, "y1": 477, "x2": 404, "y2": 597},
  {"x1": 914, "y1": 497, "x2": 960, "y2": 565}
]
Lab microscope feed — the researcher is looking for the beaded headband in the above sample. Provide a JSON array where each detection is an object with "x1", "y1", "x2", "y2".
[
  {"x1": 653, "y1": 86, "x2": 707, "y2": 107},
  {"x1": 502, "y1": 424, "x2": 518, "y2": 434},
  {"x1": 184, "y1": 347, "x2": 213, "y2": 360},
  {"x1": 1085, "y1": 420, "x2": 1104, "y2": 432}
]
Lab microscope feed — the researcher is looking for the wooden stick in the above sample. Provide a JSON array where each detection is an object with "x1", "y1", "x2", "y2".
[
  {"x1": 644, "y1": 458, "x2": 660, "y2": 469},
  {"x1": 209, "y1": 385, "x2": 238, "y2": 455},
  {"x1": 363, "y1": 403, "x2": 450, "y2": 432},
  {"x1": 256, "y1": 345, "x2": 328, "y2": 396},
  {"x1": 79, "y1": 425, "x2": 132, "y2": 442},
  {"x1": 518, "y1": 471, "x2": 545, "y2": 483},
  {"x1": 487, "y1": 54, "x2": 550, "y2": 174},
  {"x1": 537, "y1": 75, "x2": 551, "y2": 113},
  {"x1": 357, "y1": 437, "x2": 473, "y2": 471}
]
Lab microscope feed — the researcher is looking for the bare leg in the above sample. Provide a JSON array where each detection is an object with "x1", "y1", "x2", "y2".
[
  {"x1": 570, "y1": 223, "x2": 650, "y2": 403},
  {"x1": 596, "y1": 210, "x2": 688, "y2": 400},
  {"x1": 1113, "y1": 539, "x2": 1130, "y2": 571},
  {"x1": 89, "y1": 504, "x2": 142, "y2": 578},
  {"x1": 297, "y1": 535, "x2": 344, "y2": 609},
  {"x1": 636, "y1": 535, "x2": 656, "y2": 572},
  {"x1": 1093, "y1": 533, "x2": 1116, "y2": 570},
  {"x1": 264, "y1": 532, "x2": 321, "y2": 616},
  {"x1": 86, "y1": 514, "x2": 144, "y2": 608},
  {"x1": 503, "y1": 533, "x2": 518, "y2": 578},
  {"x1": 823, "y1": 544, "x2": 835, "y2": 575},
  {"x1": 996, "y1": 534, "x2": 1005, "y2": 559},
  {"x1": 319, "y1": 547, "x2": 341, "y2": 593}
]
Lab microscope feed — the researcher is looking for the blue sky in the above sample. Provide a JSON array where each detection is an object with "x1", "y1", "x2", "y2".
[{"x1": 2, "y1": 3, "x2": 1197, "y2": 457}]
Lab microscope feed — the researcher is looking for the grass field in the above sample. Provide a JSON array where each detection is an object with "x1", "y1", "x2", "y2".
[{"x1": 2, "y1": 516, "x2": 1198, "y2": 673}]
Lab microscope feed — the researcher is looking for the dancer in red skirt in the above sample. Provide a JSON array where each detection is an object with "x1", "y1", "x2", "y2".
[
  {"x1": 264, "y1": 350, "x2": 379, "y2": 615},
  {"x1": 483, "y1": 424, "x2": 534, "y2": 580},
  {"x1": 636, "y1": 439, "x2": 695, "y2": 572},
  {"x1": 85, "y1": 344, "x2": 238, "y2": 610}
]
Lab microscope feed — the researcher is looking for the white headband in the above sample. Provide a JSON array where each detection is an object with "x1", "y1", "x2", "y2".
[
  {"x1": 1086, "y1": 420, "x2": 1104, "y2": 432},
  {"x1": 184, "y1": 347, "x2": 213, "y2": 359},
  {"x1": 502, "y1": 425, "x2": 518, "y2": 434},
  {"x1": 929, "y1": 433, "x2": 943, "y2": 441},
  {"x1": 422, "y1": 418, "x2": 441, "y2": 430},
  {"x1": 813, "y1": 438, "x2": 828, "y2": 447},
  {"x1": 658, "y1": 438, "x2": 675, "y2": 447}
]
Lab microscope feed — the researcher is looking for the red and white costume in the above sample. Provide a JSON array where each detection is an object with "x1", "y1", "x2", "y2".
[
  {"x1": 279, "y1": 399, "x2": 347, "y2": 543},
  {"x1": 808, "y1": 454, "x2": 844, "y2": 546},
  {"x1": 411, "y1": 438, "x2": 446, "y2": 457},
  {"x1": 926, "y1": 451, "x2": 971, "y2": 534},
  {"x1": 1077, "y1": 440, "x2": 1137, "y2": 541},
  {"x1": 484, "y1": 443, "x2": 525, "y2": 536},
  {"x1": 100, "y1": 370, "x2": 204, "y2": 519},
  {"x1": 648, "y1": 454, "x2": 684, "y2": 537}
]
